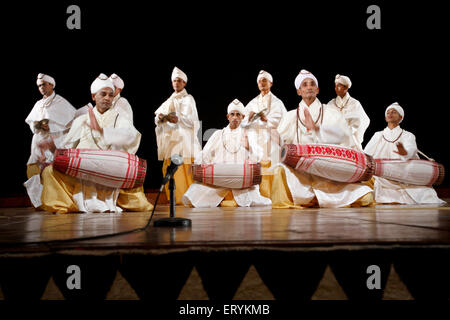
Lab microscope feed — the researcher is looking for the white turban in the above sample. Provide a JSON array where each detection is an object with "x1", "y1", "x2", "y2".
[
  {"x1": 294, "y1": 69, "x2": 318, "y2": 89},
  {"x1": 171, "y1": 67, "x2": 188, "y2": 83},
  {"x1": 385, "y1": 102, "x2": 404, "y2": 123},
  {"x1": 109, "y1": 73, "x2": 124, "y2": 89},
  {"x1": 227, "y1": 99, "x2": 245, "y2": 115},
  {"x1": 90, "y1": 73, "x2": 115, "y2": 94},
  {"x1": 37, "y1": 73, "x2": 55, "y2": 88},
  {"x1": 335, "y1": 74, "x2": 352, "y2": 88},
  {"x1": 257, "y1": 70, "x2": 273, "y2": 83}
]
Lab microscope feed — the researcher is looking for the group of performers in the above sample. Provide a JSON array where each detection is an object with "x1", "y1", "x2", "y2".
[{"x1": 24, "y1": 68, "x2": 445, "y2": 213}]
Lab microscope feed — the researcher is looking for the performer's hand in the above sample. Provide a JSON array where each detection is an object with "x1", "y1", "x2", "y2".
[
  {"x1": 260, "y1": 113, "x2": 268, "y2": 122},
  {"x1": 303, "y1": 107, "x2": 318, "y2": 131},
  {"x1": 394, "y1": 142, "x2": 408, "y2": 156},
  {"x1": 38, "y1": 138, "x2": 56, "y2": 153},
  {"x1": 168, "y1": 112, "x2": 178, "y2": 124},
  {"x1": 88, "y1": 106, "x2": 103, "y2": 134}
]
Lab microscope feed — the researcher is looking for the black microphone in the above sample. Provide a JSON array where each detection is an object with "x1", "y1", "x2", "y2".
[{"x1": 160, "y1": 154, "x2": 184, "y2": 191}]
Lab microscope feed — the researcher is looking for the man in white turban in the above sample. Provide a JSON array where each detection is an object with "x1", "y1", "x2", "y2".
[
  {"x1": 272, "y1": 70, "x2": 373, "y2": 208},
  {"x1": 38, "y1": 74, "x2": 153, "y2": 213},
  {"x1": 155, "y1": 67, "x2": 202, "y2": 205},
  {"x1": 25, "y1": 73, "x2": 76, "y2": 178},
  {"x1": 182, "y1": 99, "x2": 271, "y2": 208},
  {"x1": 364, "y1": 103, "x2": 445, "y2": 204},
  {"x1": 327, "y1": 74, "x2": 370, "y2": 150},
  {"x1": 109, "y1": 73, "x2": 134, "y2": 123},
  {"x1": 241, "y1": 70, "x2": 287, "y2": 199}
]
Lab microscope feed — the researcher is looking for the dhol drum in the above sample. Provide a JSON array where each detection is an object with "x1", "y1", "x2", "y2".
[
  {"x1": 53, "y1": 149, "x2": 146, "y2": 189},
  {"x1": 281, "y1": 144, "x2": 375, "y2": 183},
  {"x1": 192, "y1": 162, "x2": 262, "y2": 189},
  {"x1": 374, "y1": 158, "x2": 444, "y2": 186}
]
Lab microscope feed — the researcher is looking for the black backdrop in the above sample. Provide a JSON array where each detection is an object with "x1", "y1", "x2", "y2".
[{"x1": 2, "y1": 1, "x2": 448, "y2": 197}]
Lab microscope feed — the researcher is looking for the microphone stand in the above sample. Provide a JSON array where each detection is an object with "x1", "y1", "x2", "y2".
[{"x1": 153, "y1": 175, "x2": 192, "y2": 228}]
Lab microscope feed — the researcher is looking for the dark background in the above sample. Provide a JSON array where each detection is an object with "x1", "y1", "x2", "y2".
[{"x1": 1, "y1": 1, "x2": 448, "y2": 196}]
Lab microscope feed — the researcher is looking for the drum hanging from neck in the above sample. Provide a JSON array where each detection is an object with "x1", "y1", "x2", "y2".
[{"x1": 53, "y1": 149, "x2": 146, "y2": 189}]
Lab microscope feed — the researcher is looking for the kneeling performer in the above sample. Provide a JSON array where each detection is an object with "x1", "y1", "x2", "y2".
[
  {"x1": 364, "y1": 102, "x2": 445, "y2": 205},
  {"x1": 182, "y1": 99, "x2": 271, "y2": 208},
  {"x1": 273, "y1": 70, "x2": 374, "y2": 208},
  {"x1": 40, "y1": 74, "x2": 153, "y2": 213}
]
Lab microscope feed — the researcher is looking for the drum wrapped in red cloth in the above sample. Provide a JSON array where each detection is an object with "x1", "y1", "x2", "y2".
[
  {"x1": 53, "y1": 149, "x2": 146, "y2": 189},
  {"x1": 281, "y1": 144, "x2": 375, "y2": 183},
  {"x1": 192, "y1": 162, "x2": 262, "y2": 189},
  {"x1": 374, "y1": 158, "x2": 445, "y2": 186}
]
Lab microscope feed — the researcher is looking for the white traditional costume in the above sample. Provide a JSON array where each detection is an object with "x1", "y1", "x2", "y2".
[
  {"x1": 38, "y1": 74, "x2": 152, "y2": 213},
  {"x1": 272, "y1": 70, "x2": 373, "y2": 208},
  {"x1": 109, "y1": 73, "x2": 134, "y2": 122},
  {"x1": 182, "y1": 100, "x2": 271, "y2": 208},
  {"x1": 25, "y1": 74, "x2": 76, "y2": 177},
  {"x1": 327, "y1": 74, "x2": 370, "y2": 150},
  {"x1": 364, "y1": 103, "x2": 445, "y2": 204},
  {"x1": 154, "y1": 67, "x2": 202, "y2": 204},
  {"x1": 241, "y1": 70, "x2": 287, "y2": 199}
]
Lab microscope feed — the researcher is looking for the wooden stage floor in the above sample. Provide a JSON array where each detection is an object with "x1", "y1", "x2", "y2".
[{"x1": 1, "y1": 202, "x2": 449, "y2": 300}]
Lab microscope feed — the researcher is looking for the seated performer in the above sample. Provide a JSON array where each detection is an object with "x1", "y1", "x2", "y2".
[
  {"x1": 182, "y1": 99, "x2": 271, "y2": 208},
  {"x1": 241, "y1": 70, "x2": 287, "y2": 199},
  {"x1": 364, "y1": 102, "x2": 445, "y2": 204},
  {"x1": 25, "y1": 73, "x2": 76, "y2": 178},
  {"x1": 109, "y1": 73, "x2": 134, "y2": 122},
  {"x1": 155, "y1": 67, "x2": 202, "y2": 205},
  {"x1": 39, "y1": 74, "x2": 153, "y2": 213},
  {"x1": 272, "y1": 70, "x2": 373, "y2": 208},
  {"x1": 326, "y1": 74, "x2": 370, "y2": 151}
]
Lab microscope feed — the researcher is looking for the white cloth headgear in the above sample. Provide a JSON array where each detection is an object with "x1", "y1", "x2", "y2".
[
  {"x1": 385, "y1": 102, "x2": 404, "y2": 123},
  {"x1": 294, "y1": 69, "x2": 318, "y2": 89},
  {"x1": 37, "y1": 73, "x2": 55, "y2": 88},
  {"x1": 257, "y1": 70, "x2": 273, "y2": 83},
  {"x1": 90, "y1": 73, "x2": 115, "y2": 94},
  {"x1": 109, "y1": 73, "x2": 124, "y2": 89},
  {"x1": 227, "y1": 99, "x2": 245, "y2": 115},
  {"x1": 335, "y1": 74, "x2": 352, "y2": 88},
  {"x1": 171, "y1": 67, "x2": 188, "y2": 83}
]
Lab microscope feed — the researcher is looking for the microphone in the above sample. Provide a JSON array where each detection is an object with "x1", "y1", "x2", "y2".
[{"x1": 160, "y1": 154, "x2": 183, "y2": 191}]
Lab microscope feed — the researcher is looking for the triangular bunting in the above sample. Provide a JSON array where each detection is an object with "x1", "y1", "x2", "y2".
[
  {"x1": 311, "y1": 265, "x2": 348, "y2": 300},
  {"x1": 105, "y1": 271, "x2": 139, "y2": 300},
  {"x1": 233, "y1": 265, "x2": 274, "y2": 300},
  {"x1": 178, "y1": 267, "x2": 209, "y2": 300}
]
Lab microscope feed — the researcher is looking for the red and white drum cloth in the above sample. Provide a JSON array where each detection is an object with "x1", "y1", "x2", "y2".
[
  {"x1": 281, "y1": 144, "x2": 444, "y2": 186},
  {"x1": 281, "y1": 144, "x2": 375, "y2": 183},
  {"x1": 374, "y1": 158, "x2": 444, "y2": 186},
  {"x1": 192, "y1": 162, "x2": 262, "y2": 189},
  {"x1": 53, "y1": 149, "x2": 146, "y2": 189}
]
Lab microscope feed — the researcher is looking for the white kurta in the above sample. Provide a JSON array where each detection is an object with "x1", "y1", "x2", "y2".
[
  {"x1": 364, "y1": 126, "x2": 445, "y2": 204},
  {"x1": 182, "y1": 125, "x2": 271, "y2": 208},
  {"x1": 61, "y1": 106, "x2": 141, "y2": 213},
  {"x1": 25, "y1": 92, "x2": 76, "y2": 134},
  {"x1": 276, "y1": 98, "x2": 373, "y2": 208},
  {"x1": 327, "y1": 92, "x2": 370, "y2": 151},
  {"x1": 112, "y1": 94, "x2": 134, "y2": 123},
  {"x1": 242, "y1": 92, "x2": 287, "y2": 165},
  {"x1": 24, "y1": 92, "x2": 76, "y2": 207},
  {"x1": 154, "y1": 89, "x2": 202, "y2": 161}
]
